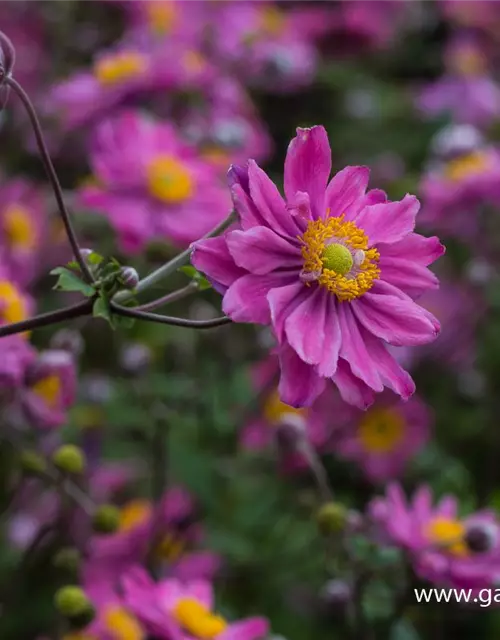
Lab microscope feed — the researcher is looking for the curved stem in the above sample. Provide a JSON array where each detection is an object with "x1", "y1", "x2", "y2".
[
  {"x1": 110, "y1": 301, "x2": 232, "y2": 329},
  {"x1": 0, "y1": 299, "x2": 93, "y2": 338},
  {"x1": 135, "y1": 281, "x2": 199, "y2": 312},
  {"x1": 5, "y1": 77, "x2": 94, "y2": 283},
  {"x1": 113, "y1": 210, "x2": 236, "y2": 304}
]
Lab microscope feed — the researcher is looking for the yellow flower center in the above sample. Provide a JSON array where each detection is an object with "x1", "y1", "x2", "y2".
[
  {"x1": 424, "y1": 517, "x2": 468, "y2": 557},
  {"x1": 155, "y1": 530, "x2": 186, "y2": 561},
  {"x1": 0, "y1": 281, "x2": 28, "y2": 325},
  {"x1": 147, "y1": 155, "x2": 194, "y2": 204},
  {"x1": 94, "y1": 52, "x2": 148, "y2": 86},
  {"x1": 453, "y1": 49, "x2": 486, "y2": 76},
  {"x1": 300, "y1": 214, "x2": 380, "y2": 301},
  {"x1": 444, "y1": 151, "x2": 490, "y2": 182},
  {"x1": 103, "y1": 606, "x2": 145, "y2": 640},
  {"x1": 3, "y1": 205, "x2": 36, "y2": 250},
  {"x1": 183, "y1": 50, "x2": 206, "y2": 74},
  {"x1": 118, "y1": 499, "x2": 153, "y2": 532},
  {"x1": 358, "y1": 408, "x2": 405, "y2": 453},
  {"x1": 146, "y1": 0, "x2": 177, "y2": 35},
  {"x1": 32, "y1": 375, "x2": 61, "y2": 408},
  {"x1": 263, "y1": 389, "x2": 307, "y2": 426},
  {"x1": 174, "y1": 598, "x2": 228, "y2": 639},
  {"x1": 260, "y1": 6, "x2": 286, "y2": 36}
]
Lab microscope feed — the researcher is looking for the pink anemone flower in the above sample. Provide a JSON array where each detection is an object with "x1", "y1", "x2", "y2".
[{"x1": 192, "y1": 126, "x2": 444, "y2": 409}]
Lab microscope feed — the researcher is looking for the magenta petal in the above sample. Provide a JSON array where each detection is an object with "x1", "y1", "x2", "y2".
[
  {"x1": 325, "y1": 166, "x2": 370, "y2": 220},
  {"x1": 231, "y1": 183, "x2": 265, "y2": 230},
  {"x1": 380, "y1": 233, "x2": 445, "y2": 266},
  {"x1": 268, "y1": 281, "x2": 308, "y2": 342},
  {"x1": 379, "y1": 256, "x2": 439, "y2": 299},
  {"x1": 332, "y1": 359, "x2": 375, "y2": 410},
  {"x1": 337, "y1": 302, "x2": 384, "y2": 392},
  {"x1": 226, "y1": 227, "x2": 301, "y2": 275},
  {"x1": 192, "y1": 236, "x2": 246, "y2": 294},
  {"x1": 354, "y1": 194, "x2": 420, "y2": 246},
  {"x1": 284, "y1": 288, "x2": 340, "y2": 376},
  {"x1": 247, "y1": 160, "x2": 300, "y2": 237},
  {"x1": 360, "y1": 327, "x2": 416, "y2": 400},
  {"x1": 352, "y1": 289, "x2": 439, "y2": 346},
  {"x1": 284, "y1": 126, "x2": 331, "y2": 219},
  {"x1": 277, "y1": 343, "x2": 326, "y2": 408},
  {"x1": 223, "y1": 273, "x2": 294, "y2": 324},
  {"x1": 220, "y1": 618, "x2": 270, "y2": 640}
]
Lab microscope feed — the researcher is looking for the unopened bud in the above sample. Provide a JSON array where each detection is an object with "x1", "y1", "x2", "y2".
[
  {"x1": 54, "y1": 586, "x2": 92, "y2": 619},
  {"x1": 274, "y1": 415, "x2": 306, "y2": 454},
  {"x1": 52, "y1": 445, "x2": 86, "y2": 475},
  {"x1": 119, "y1": 266, "x2": 139, "y2": 290},
  {"x1": 50, "y1": 329, "x2": 84, "y2": 357},
  {"x1": 52, "y1": 547, "x2": 81, "y2": 575},
  {"x1": 79, "y1": 248, "x2": 94, "y2": 262},
  {"x1": 465, "y1": 522, "x2": 498, "y2": 554},
  {"x1": 19, "y1": 449, "x2": 47, "y2": 475},
  {"x1": 316, "y1": 502, "x2": 348, "y2": 536},
  {"x1": 319, "y1": 579, "x2": 352, "y2": 613},
  {"x1": 92, "y1": 504, "x2": 120, "y2": 534}
]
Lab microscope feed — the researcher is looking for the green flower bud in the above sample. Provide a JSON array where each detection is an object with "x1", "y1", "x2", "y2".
[
  {"x1": 92, "y1": 504, "x2": 121, "y2": 534},
  {"x1": 52, "y1": 547, "x2": 81, "y2": 576},
  {"x1": 54, "y1": 586, "x2": 92, "y2": 618},
  {"x1": 316, "y1": 502, "x2": 348, "y2": 536},
  {"x1": 19, "y1": 449, "x2": 47, "y2": 475},
  {"x1": 52, "y1": 445, "x2": 86, "y2": 475}
]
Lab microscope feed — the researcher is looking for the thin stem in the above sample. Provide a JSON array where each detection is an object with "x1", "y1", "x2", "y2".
[
  {"x1": 5, "y1": 76, "x2": 94, "y2": 283},
  {"x1": 113, "y1": 210, "x2": 236, "y2": 304},
  {"x1": 0, "y1": 299, "x2": 93, "y2": 338},
  {"x1": 111, "y1": 301, "x2": 232, "y2": 329},
  {"x1": 136, "y1": 281, "x2": 199, "y2": 312},
  {"x1": 302, "y1": 444, "x2": 334, "y2": 504}
]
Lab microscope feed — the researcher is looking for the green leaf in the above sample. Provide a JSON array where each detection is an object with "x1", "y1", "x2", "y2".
[
  {"x1": 50, "y1": 267, "x2": 95, "y2": 297},
  {"x1": 178, "y1": 265, "x2": 212, "y2": 291},
  {"x1": 92, "y1": 296, "x2": 114, "y2": 328},
  {"x1": 87, "y1": 252, "x2": 104, "y2": 265}
]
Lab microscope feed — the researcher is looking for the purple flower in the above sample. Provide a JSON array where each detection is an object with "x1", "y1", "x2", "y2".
[
  {"x1": 21, "y1": 349, "x2": 76, "y2": 430},
  {"x1": 0, "y1": 178, "x2": 47, "y2": 286},
  {"x1": 193, "y1": 126, "x2": 444, "y2": 409},
  {"x1": 334, "y1": 392, "x2": 431, "y2": 482},
  {"x1": 122, "y1": 568, "x2": 269, "y2": 640},
  {"x1": 78, "y1": 111, "x2": 231, "y2": 252},
  {"x1": 369, "y1": 483, "x2": 500, "y2": 588}
]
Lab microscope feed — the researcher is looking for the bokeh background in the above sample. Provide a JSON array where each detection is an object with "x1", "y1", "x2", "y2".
[{"x1": 1, "y1": 1, "x2": 500, "y2": 638}]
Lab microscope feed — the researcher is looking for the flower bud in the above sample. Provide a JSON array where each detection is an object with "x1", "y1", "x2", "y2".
[
  {"x1": 54, "y1": 586, "x2": 93, "y2": 619},
  {"x1": 119, "y1": 266, "x2": 139, "y2": 290},
  {"x1": 119, "y1": 343, "x2": 152, "y2": 376},
  {"x1": 92, "y1": 504, "x2": 120, "y2": 534},
  {"x1": 275, "y1": 417, "x2": 306, "y2": 454},
  {"x1": 52, "y1": 547, "x2": 81, "y2": 576},
  {"x1": 52, "y1": 445, "x2": 86, "y2": 475},
  {"x1": 0, "y1": 31, "x2": 15, "y2": 79},
  {"x1": 19, "y1": 449, "x2": 47, "y2": 475},
  {"x1": 79, "y1": 248, "x2": 94, "y2": 262},
  {"x1": 50, "y1": 329, "x2": 84, "y2": 357},
  {"x1": 465, "y1": 522, "x2": 498, "y2": 554},
  {"x1": 316, "y1": 502, "x2": 348, "y2": 536},
  {"x1": 319, "y1": 579, "x2": 352, "y2": 614}
]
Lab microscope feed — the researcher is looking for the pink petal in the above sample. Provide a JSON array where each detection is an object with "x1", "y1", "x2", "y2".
[
  {"x1": 354, "y1": 194, "x2": 420, "y2": 246},
  {"x1": 379, "y1": 256, "x2": 439, "y2": 299},
  {"x1": 268, "y1": 281, "x2": 308, "y2": 342},
  {"x1": 284, "y1": 126, "x2": 331, "y2": 219},
  {"x1": 360, "y1": 328, "x2": 416, "y2": 400},
  {"x1": 192, "y1": 236, "x2": 246, "y2": 295},
  {"x1": 277, "y1": 343, "x2": 326, "y2": 407},
  {"x1": 231, "y1": 182, "x2": 264, "y2": 230},
  {"x1": 219, "y1": 618, "x2": 270, "y2": 640},
  {"x1": 185, "y1": 580, "x2": 213, "y2": 610},
  {"x1": 337, "y1": 302, "x2": 384, "y2": 392},
  {"x1": 226, "y1": 227, "x2": 301, "y2": 275},
  {"x1": 380, "y1": 233, "x2": 445, "y2": 266},
  {"x1": 332, "y1": 359, "x2": 376, "y2": 409},
  {"x1": 247, "y1": 160, "x2": 300, "y2": 237},
  {"x1": 351, "y1": 288, "x2": 439, "y2": 346},
  {"x1": 223, "y1": 273, "x2": 295, "y2": 324},
  {"x1": 325, "y1": 166, "x2": 370, "y2": 220},
  {"x1": 284, "y1": 288, "x2": 341, "y2": 376}
]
